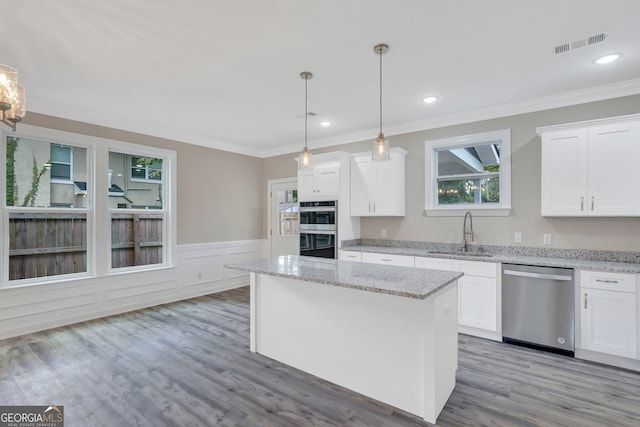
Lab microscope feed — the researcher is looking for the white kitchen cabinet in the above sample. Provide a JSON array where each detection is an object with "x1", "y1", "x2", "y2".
[
  {"x1": 453, "y1": 260, "x2": 498, "y2": 334},
  {"x1": 298, "y1": 166, "x2": 340, "y2": 201},
  {"x1": 339, "y1": 250, "x2": 362, "y2": 262},
  {"x1": 579, "y1": 270, "x2": 637, "y2": 359},
  {"x1": 361, "y1": 252, "x2": 414, "y2": 267},
  {"x1": 415, "y1": 256, "x2": 499, "y2": 339},
  {"x1": 539, "y1": 114, "x2": 640, "y2": 217},
  {"x1": 350, "y1": 148, "x2": 407, "y2": 216}
]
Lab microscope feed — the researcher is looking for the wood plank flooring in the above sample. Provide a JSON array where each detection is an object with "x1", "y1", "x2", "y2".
[{"x1": 1, "y1": 286, "x2": 639, "y2": 426}]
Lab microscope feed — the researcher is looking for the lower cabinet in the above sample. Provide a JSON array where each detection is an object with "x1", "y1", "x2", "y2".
[
  {"x1": 579, "y1": 270, "x2": 637, "y2": 359},
  {"x1": 415, "y1": 256, "x2": 499, "y2": 340}
]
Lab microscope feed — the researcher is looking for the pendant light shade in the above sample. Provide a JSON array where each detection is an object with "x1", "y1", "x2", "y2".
[
  {"x1": 298, "y1": 71, "x2": 314, "y2": 171},
  {"x1": 372, "y1": 43, "x2": 390, "y2": 161}
]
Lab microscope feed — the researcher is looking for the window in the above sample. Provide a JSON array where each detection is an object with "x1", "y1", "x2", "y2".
[
  {"x1": 4, "y1": 136, "x2": 88, "y2": 281},
  {"x1": 50, "y1": 144, "x2": 72, "y2": 181},
  {"x1": 425, "y1": 129, "x2": 511, "y2": 216},
  {"x1": 110, "y1": 151, "x2": 166, "y2": 269},
  {"x1": 2, "y1": 130, "x2": 176, "y2": 286}
]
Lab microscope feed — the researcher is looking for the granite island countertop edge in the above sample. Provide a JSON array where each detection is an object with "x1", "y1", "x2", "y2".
[{"x1": 225, "y1": 256, "x2": 463, "y2": 300}]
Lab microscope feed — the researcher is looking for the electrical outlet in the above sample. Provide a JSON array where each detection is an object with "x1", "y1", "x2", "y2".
[
  {"x1": 381, "y1": 228, "x2": 387, "y2": 238},
  {"x1": 543, "y1": 234, "x2": 553, "y2": 245},
  {"x1": 514, "y1": 232, "x2": 522, "y2": 243}
]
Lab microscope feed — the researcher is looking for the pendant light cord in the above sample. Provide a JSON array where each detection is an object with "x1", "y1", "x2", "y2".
[
  {"x1": 304, "y1": 76, "x2": 309, "y2": 150},
  {"x1": 379, "y1": 48, "x2": 383, "y2": 136}
]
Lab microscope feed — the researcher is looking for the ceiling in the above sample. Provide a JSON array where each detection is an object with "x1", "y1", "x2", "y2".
[{"x1": 3, "y1": 1, "x2": 640, "y2": 157}]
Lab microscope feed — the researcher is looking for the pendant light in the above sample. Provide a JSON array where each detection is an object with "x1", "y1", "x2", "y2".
[
  {"x1": 372, "y1": 43, "x2": 390, "y2": 161},
  {"x1": 298, "y1": 71, "x2": 314, "y2": 171}
]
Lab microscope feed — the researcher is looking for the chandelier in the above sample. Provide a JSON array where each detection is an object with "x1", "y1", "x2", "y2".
[{"x1": 0, "y1": 64, "x2": 26, "y2": 131}]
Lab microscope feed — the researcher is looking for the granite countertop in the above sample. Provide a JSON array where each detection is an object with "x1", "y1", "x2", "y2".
[
  {"x1": 341, "y1": 244, "x2": 640, "y2": 274},
  {"x1": 225, "y1": 255, "x2": 463, "y2": 300}
]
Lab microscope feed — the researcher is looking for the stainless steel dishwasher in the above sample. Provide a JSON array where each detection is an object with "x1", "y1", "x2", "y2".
[{"x1": 502, "y1": 264, "x2": 575, "y2": 356}]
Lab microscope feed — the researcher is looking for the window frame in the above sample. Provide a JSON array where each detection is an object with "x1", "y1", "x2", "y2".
[
  {"x1": 425, "y1": 129, "x2": 512, "y2": 216},
  {"x1": 1, "y1": 124, "x2": 177, "y2": 288}
]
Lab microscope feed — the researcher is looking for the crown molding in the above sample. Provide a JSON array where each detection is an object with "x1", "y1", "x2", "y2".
[
  {"x1": 27, "y1": 78, "x2": 640, "y2": 159},
  {"x1": 262, "y1": 77, "x2": 640, "y2": 158}
]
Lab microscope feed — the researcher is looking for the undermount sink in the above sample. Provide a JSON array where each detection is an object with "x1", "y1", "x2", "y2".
[{"x1": 427, "y1": 251, "x2": 493, "y2": 258}]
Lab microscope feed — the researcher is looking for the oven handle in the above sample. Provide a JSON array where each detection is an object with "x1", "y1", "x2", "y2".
[
  {"x1": 300, "y1": 225, "x2": 336, "y2": 232},
  {"x1": 300, "y1": 230, "x2": 336, "y2": 235},
  {"x1": 299, "y1": 207, "x2": 336, "y2": 213},
  {"x1": 503, "y1": 269, "x2": 573, "y2": 281}
]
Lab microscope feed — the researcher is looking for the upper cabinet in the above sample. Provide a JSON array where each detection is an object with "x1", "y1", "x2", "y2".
[
  {"x1": 298, "y1": 166, "x2": 340, "y2": 201},
  {"x1": 350, "y1": 148, "x2": 407, "y2": 216},
  {"x1": 297, "y1": 152, "x2": 352, "y2": 202},
  {"x1": 539, "y1": 114, "x2": 640, "y2": 217}
]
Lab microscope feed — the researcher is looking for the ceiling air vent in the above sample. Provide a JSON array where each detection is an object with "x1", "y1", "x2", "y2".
[
  {"x1": 553, "y1": 31, "x2": 609, "y2": 54},
  {"x1": 554, "y1": 43, "x2": 571, "y2": 54}
]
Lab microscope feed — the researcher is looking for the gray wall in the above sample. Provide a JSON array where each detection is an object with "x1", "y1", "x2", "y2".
[
  {"x1": 22, "y1": 94, "x2": 640, "y2": 251},
  {"x1": 263, "y1": 94, "x2": 640, "y2": 252},
  {"x1": 23, "y1": 113, "x2": 264, "y2": 244}
]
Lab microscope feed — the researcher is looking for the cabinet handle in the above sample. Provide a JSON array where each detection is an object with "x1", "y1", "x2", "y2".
[
  {"x1": 368, "y1": 202, "x2": 371, "y2": 212},
  {"x1": 591, "y1": 196, "x2": 594, "y2": 211},
  {"x1": 595, "y1": 279, "x2": 619, "y2": 284},
  {"x1": 584, "y1": 293, "x2": 588, "y2": 309},
  {"x1": 381, "y1": 258, "x2": 392, "y2": 262},
  {"x1": 580, "y1": 196, "x2": 584, "y2": 211},
  {"x1": 373, "y1": 202, "x2": 376, "y2": 212}
]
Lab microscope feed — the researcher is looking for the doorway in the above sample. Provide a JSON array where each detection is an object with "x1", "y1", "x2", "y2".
[{"x1": 268, "y1": 178, "x2": 299, "y2": 257}]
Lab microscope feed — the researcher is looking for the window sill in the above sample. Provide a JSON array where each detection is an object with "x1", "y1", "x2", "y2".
[{"x1": 424, "y1": 207, "x2": 512, "y2": 217}]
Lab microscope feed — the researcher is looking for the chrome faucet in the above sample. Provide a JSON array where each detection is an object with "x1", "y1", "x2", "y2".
[{"x1": 462, "y1": 211, "x2": 474, "y2": 252}]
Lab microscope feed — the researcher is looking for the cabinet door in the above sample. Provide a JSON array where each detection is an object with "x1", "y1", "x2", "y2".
[
  {"x1": 587, "y1": 121, "x2": 640, "y2": 216},
  {"x1": 458, "y1": 275, "x2": 497, "y2": 331},
  {"x1": 581, "y1": 288, "x2": 637, "y2": 359},
  {"x1": 373, "y1": 156, "x2": 402, "y2": 215},
  {"x1": 541, "y1": 129, "x2": 588, "y2": 216},
  {"x1": 298, "y1": 170, "x2": 316, "y2": 201},
  {"x1": 317, "y1": 167, "x2": 340, "y2": 197},
  {"x1": 350, "y1": 156, "x2": 376, "y2": 216}
]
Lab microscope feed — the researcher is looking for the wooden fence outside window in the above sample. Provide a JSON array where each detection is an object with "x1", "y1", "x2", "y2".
[{"x1": 8, "y1": 213, "x2": 163, "y2": 280}]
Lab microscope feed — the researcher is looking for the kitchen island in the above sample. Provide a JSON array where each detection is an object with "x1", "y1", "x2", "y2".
[{"x1": 225, "y1": 255, "x2": 463, "y2": 423}]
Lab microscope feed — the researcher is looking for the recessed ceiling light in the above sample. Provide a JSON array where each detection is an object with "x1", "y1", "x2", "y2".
[
  {"x1": 422, "y1": 96, "x2": 439, "y2": 104},
  {"x1": 319, "y1": 121, "x2": 331, "y2": 127},
  {"x1": 594, "y1": 53, "x2": 622, "y2": 64}
]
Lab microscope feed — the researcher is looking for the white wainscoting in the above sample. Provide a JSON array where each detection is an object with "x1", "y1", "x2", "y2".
[{"x1": 0, "y1": 239, "x2": 265, "y2": 340}]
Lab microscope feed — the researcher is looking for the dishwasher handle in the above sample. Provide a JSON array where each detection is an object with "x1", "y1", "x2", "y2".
[{"x1": 503, "y1": 269, "x2": 573, "y2": 281}]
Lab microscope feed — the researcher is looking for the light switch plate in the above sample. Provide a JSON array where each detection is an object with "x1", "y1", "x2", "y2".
[
  {"x1": 514, "y1": 232, "x2": 522, "y2": 243},
  {"x1": 543, "y1": 234, "x2": 552, "y2": 245},
  {"x1": 381, "y1": 228, "x2": 387, "y2": 238}
]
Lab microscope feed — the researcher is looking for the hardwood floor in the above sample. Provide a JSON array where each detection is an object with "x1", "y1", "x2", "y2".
[{"x1": 1, "y1": 286, "x2": 639, "y2": 426}]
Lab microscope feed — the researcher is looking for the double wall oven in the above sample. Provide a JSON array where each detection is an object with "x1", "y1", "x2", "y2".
[{"x1": 299, "y1": 201, "x2": 337, "y2": 259}]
